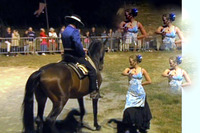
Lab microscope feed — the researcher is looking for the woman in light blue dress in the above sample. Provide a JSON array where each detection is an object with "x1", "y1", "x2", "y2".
[
  {"x1": 162, "y1": 56, "x2": 191, "y2": 93},
  {"x1": 122, "y1": 55, "x2": 152, "y2": 133},
  {"x1": 120, "y1": 8, "x2": 147, "y2": 51},
  {"x1": 156, "y1": 13, "x2": 184, "y2": 50}
]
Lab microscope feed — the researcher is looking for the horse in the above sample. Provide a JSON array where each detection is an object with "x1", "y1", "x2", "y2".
[{"x1": 22, "y1": 40, "x2": 106, "y2": 133}]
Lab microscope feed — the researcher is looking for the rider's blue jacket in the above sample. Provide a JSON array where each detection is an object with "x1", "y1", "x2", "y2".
[{"x1": 61, "y1": 25, "x2": 85, "y2": 58}]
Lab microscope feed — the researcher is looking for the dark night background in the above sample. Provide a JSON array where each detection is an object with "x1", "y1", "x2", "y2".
[
  {"x1": 0, "y1": 0, "x2": 181, "y2": 26},
  {"x1": 0, "y1": 0, "x2": 181, "y2": 35}
]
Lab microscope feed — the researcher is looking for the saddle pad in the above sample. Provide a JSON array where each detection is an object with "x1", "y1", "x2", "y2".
[{"x1": 67, "y1": 63, "x2": 88, "y2": 79}]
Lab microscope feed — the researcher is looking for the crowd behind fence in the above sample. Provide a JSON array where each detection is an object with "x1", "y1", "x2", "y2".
[{"x1": 0, "y1": 35, "x2": 162, "y2": 55}]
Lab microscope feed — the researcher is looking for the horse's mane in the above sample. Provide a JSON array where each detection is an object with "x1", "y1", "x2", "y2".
[{"x1": 88, "y1": 40, "x2": 102, "y2": 58}]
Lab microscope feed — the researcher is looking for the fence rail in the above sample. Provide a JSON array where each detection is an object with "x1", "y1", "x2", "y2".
[{"x1": 0, "y1": 35, "x2": 161, "y2": 55}]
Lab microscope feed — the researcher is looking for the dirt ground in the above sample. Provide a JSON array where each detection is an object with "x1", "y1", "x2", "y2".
[{"x1": 0, "y1": 67, "x2": 157, "y2": 133}]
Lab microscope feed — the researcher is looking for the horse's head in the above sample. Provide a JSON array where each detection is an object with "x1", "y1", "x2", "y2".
[{"x1": 88, "y1": 40, "x2": 106, "y2": 71}]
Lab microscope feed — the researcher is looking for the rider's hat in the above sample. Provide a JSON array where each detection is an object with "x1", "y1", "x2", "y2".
[{"x1": 64, "y1": 14, "x2": 85, "y2": 28}]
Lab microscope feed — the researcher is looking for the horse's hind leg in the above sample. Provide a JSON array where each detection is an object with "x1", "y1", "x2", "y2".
[
  {"x1": 46, "y1": 98, "x2": 68, "y2": 133},
  {"x1": 35, "y1": 88, "x2": 47, "y2": 133}
]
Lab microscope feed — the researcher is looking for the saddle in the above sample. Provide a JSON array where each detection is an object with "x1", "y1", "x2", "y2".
[
  {"x1": 67, "y1": 62, "x2": 88, "y2": 79},
  {"x1": 61, "y1": 55, "x2": 96, "y2": 79}
]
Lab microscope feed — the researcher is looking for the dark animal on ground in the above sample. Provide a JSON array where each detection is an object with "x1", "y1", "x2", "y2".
[
  {"x1": 108, "y1": 119, "x2": 134, "y2": 133},
  {"x1": 43, "y1": 109, "x2": 82, "y2": 133}
]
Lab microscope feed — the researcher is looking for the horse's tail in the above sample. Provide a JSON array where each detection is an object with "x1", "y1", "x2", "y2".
[{"x1": 22, "y1": 70, "x2": 41, "y2": 133}]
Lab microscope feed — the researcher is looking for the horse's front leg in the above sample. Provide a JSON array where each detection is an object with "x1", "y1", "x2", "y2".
[
  {"x1": 92, "y1": 98, "x2": 101, "y2": 130},
  {"x1": 45, "y1": 98, "x2": 68, "y2": 133}
]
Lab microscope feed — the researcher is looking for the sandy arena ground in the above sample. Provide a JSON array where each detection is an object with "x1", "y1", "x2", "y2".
[{"x1": 0, "y1": 67, "x2": 157, "y2": 133}]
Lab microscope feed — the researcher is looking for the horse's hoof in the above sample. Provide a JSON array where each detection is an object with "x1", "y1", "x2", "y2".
[{"x1": 95, "y1": 125, "x2": 101, "y2": 131}]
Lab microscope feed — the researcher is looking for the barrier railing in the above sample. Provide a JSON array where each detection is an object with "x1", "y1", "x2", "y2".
[
  {"x1": 34, "y1": 37, "x2": 63, "y2": 54},
  {"x1": 0, "y1": 37, "x2": 36, "y2": 55},
  {"x1": 0, "y1": 35, "x2": 161, "y2": 55}
]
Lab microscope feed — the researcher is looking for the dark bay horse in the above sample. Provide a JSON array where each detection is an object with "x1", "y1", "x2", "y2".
[{"x1": 22, "y1": 40, "x2": 106, "y2": 133}]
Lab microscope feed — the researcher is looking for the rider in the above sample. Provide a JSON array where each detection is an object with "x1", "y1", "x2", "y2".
[{"x1": 61, "y1": 14, "x2": 100, "y2": 99}]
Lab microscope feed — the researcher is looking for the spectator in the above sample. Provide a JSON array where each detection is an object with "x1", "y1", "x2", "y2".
[
  {"x1": 155, "y1": 14, "x2": 168, "y2": 50},
  {"x1": 90, "y1": 27, "x2": 97, "y2": 40},
  {"x1": 119, "y1": 9, "x2": 131, "y2": 30},
  {"x1": 0, "y1": 24, "x2": 3, "y2": 37},
  {"x1": 0, "y1": 25, "x2": 2, "y2": 51},
  {"x1": 40, "y1": 28, "x2": 48, "y2": 55},
  {"x1": 119, "y1": 9, "x2": 131, "y2": 51},
  {"x1": 59, "y1": 26, "x2": 65, "y2": 53},
  {"x1": 27, "y1": 27, "x2": 36, "y2": 54},
  {"x1": 123, "y1": 8, "x2": 147, "y2": 52},
  {"x1": 101, "y1": 29, "x2": 107, "y2": 42},
  {"x1": 23, "y1": 30, "x2": 29, "y2": 55},
  {"x1": 48, "y1": 27, "x2": 58, "y2": 54},
  {"x1": 11, "y1": 30, "x2": 20, "y2": 56},
  {"x1": 4, "y1": 27, "x2": 12, "y2": 56},
  {"x1": 84, "y1": 31, "x2": 91, "y2": 48},
  {"x1": 78, "y1": 29, "x2": 85, "y2": 46},
  {"x1": 155, "y1": 14, "x2": 168, "y2": 39},
  {"x1": 114, "y1": 28, "x2": 122, "y2": 51},
  {"x1": 107, "y1": 28, "x2": 114, "y2": 52}
]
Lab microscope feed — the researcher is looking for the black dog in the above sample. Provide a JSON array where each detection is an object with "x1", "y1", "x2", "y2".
[
  {"x1": 108, "y1": 119, "x2": 138, "y2": 133},
  {"x1": 43, "y1": 109, "x2": 82, "y2": 133}
]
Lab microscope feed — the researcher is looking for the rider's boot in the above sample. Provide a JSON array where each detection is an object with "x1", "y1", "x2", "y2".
[{"x1": 90, "y1": 80, "x2": 102, "y2": 99}]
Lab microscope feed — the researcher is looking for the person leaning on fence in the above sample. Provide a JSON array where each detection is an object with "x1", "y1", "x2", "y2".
[
  {"x1": 101, "y1": 29, "x2": 108, "y2": 46},
  {"x1": 155, "y1": 14, "x2": 168, "y2": 39},
  {"x1": 114, "y1": 28, "x2": 122, "y2": 51},
  {"x1": 40, "y1": 28, "x2": 48, "y2": 55},
  {"x1": 4, "y1": 27, "x2": 12, "y2": 56},
  {"x1": 11, "y1": 30, "x2": 20, "y2": 56},
  {"x1": 27, "y1": 27, "x2": 36, "y2": 54},
  {"x1": 58, "y1": 26, "x2": 65, "y2": 53},
  {"x1": 48, "y1": 27, "x2": 58, "y2": 54},
  {"x1": 119, "y1": 9, "x2": 131, "y2": 29},
  {"x1": 123, "y1": 8, "x2": 147, "y2": 52},
  {"x1": 107, "y1": 29, "x2": 114, "y2": 52},
  {"x1": 119, "y1": 9, "x2": 131, "y2": 51},
  {"x1": 155, "y1": 14, "x2": 168, "y2": 51},
  {"x1": 90, "y1": 26, "x2": 97, "y2": 37},
  {"x1": 162, "y1": 56, "x2": 191, "y2": 94},
  {"x1": 122, "y1": 55, "x2": 152, "y2": 133},
  {"x1": 61, "y1": 14, "x2": 101, "y2": 99},
  {"x1": 23, "y1": 30, "x2": 29, "y2": 55},
  {"x1": 84, "y1": 31, "x2": 91, "y2": 48},
  {"x1": 156, "y1": 13, "x2": 184, "y2": 51}
]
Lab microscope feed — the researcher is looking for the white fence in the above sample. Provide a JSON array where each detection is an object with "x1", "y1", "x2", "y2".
[{"x1": 0, "y1": 36, "x2": 161, "y2": 55}]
